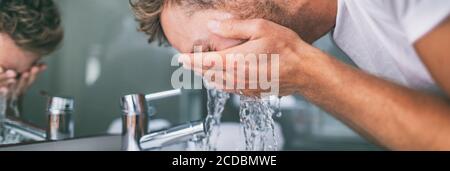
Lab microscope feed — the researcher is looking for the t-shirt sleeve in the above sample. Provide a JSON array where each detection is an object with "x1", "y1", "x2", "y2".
[{"x1": 392, "y1": 0, "x2": 450, "y2": 43}]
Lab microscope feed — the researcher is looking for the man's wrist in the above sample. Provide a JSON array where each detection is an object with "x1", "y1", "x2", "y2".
[{"x1": 293, "y1": 47, "x2": 330, "y2": 94}]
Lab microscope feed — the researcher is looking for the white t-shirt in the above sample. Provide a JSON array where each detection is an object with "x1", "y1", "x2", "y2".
[{"x1": 333, "y1": 0, "x2": 450, "y2": 94}]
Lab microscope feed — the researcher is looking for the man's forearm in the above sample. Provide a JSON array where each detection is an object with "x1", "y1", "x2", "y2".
[{"x1": 296, "y1": 49, "x2": 450, "y2": 150}]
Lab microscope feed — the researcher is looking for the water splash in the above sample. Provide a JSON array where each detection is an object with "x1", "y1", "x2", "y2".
[
  {"x1": 0, "y1": 92, "x2": 25, "y2": 144},
  {"x1": 201, "y1": 80, "x2": 230, "y2": 151},
  {"x1": 0, "y1": 95, "x2": 6, "y2": 143},
  {"x1": 196, "y1": 77, "x2": 283, "y2": 151},
  {"x1": 273, "y1": 96, "x2": 282, "y2": 118},
  {"x1": 239, "y1": 96, "x2": 281, "y2": 151},
  {"x1": 9, "y1": 93, "x2": 20, "y2": 117}
]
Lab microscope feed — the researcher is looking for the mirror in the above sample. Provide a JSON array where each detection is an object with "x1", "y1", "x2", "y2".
[{"x1": 0, "y1": 0, "x2": 204, "y2": 146}]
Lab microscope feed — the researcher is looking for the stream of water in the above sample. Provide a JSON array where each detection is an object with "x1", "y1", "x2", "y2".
[
  {"x1": 200, "y1": 80, "x2": 281, "y2": 151},
  {"x1": 0, "y1": 95, "x2": 7, "y2": 143},
  {"x1": 0, "y1": 93, "x2": 24, "y2": 145},
  {"x1": 239, "y1": 96, "x2": 280, "y2": 151},
  {"x1": 201, "y1": 80, "x2": 230, "y2": 150}
]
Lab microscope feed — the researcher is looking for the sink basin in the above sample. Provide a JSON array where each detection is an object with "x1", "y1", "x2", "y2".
[
  {"x1": 0, "y1": 122, "x2": 282, "y2": 151},
  {"x1": 0, "y1": 135, "x2": 192, "y2": 151},
  {"x1": 0, "y1": 135, "x2": 121, "y2": 151}
]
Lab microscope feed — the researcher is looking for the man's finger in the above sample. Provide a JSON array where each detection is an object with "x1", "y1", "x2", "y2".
[
  {"x1": 0, "y1": 78, "x2": 16, "y2": 87},
  {"x1": 0, "y1": 74, "x2": 13, "y2": 83},
  {"x1": 15, "y1": 72, "x2": 29, "y2": 95},
  {"x1": 0, "y1": 70, "x2": 17, "y2": 81},
  {"x1": 178, "y1": 53, "x2": 196, "y2": 70},
  {"x1": 37, "y1": 63, "x2": 48, "y2": 73},
  {"x1": 208, "y1": 19, "x2": 272, "y2": 40},
  {"x1": 180, "y1": 52, "x2": 226, "y2": 71},
  {"x1": 192, "y1": 67, "x2": 205, "y2": 77},
  {"x1": 0, "y1": 70, "x2": 17, "y2": 86},
  {"x1": 26, "y1": 66, "x2": 40, "y2": 87},
  {"x1": 0, "y1": 87, "x2": 9, "y2": 96}
]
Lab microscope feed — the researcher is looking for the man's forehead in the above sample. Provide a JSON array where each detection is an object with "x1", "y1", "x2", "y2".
[
  {"x1": 162, "y1": 7, "x2": 236, "y2": 51},
  {"x1": 161, "y1": 7, "x2": 207, "y2": 52},
  {"x1": 0, "y1": 34, "x2": 39, "y2": 72}
]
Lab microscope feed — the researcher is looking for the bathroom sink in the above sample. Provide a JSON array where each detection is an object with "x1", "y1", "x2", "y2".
[
  {"x1": 0, "y1": 135, "x2": 191, "y2": 151},
  {"x1": 0, "y1": 122, "x2": 282, "y2": 151},
  {"x1": 0, "y1": 135, "x2": 123, "y2": 151}
]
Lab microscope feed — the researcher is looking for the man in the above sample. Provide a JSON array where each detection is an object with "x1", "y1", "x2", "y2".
[
  {"x1": 0, "y1": 0, "x2": 62, "y2": 98},
  {"x1": 130, "y1": 0, "x2": 450, "y2": 150}
]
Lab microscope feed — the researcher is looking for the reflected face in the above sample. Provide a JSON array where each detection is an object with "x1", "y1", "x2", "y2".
[
  {"x1": 161, "y1": 5, "x2": 244, "y2": 53},
  {"x1": 0, "y1": 33, "x2": 40, "y2": 73}
]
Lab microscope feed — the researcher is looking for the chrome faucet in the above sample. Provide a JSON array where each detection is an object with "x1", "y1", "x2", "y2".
[
  {"x1": 0, "y1": 96, "x2": 74, "y2": 144},
  {"x1": 120, "y1": 94, "x2": 148, "y2": 151},
  {"x1": 46, "y1": 96, "x2": 75, "y2": 140},
  {"x1": 139, "y1": 120, "x2": 205, "y2": 151},
  {"x1": 2, "y1": 117, "x2": 46, "y2": 141},
  {"x1": 120, "y1": 89, "x2": 206, "y2": 151}
]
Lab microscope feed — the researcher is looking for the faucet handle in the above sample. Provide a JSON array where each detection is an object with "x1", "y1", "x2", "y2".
[
  {"x1": 145, "y1": 89, "x2": 181, "y2": 101},
  {"x1": 120, "y1": 94, "x2": 149, "y2": 151},
  {"x1": 120, "y1": 94, "x2": 148, "y2": 115},
  {"x1": 144, "y1": 89, "x2": 181, "y2": 117},
  {"x1": 46, "y1": 96, "x2": 75, "y2": 141},
  {"x1": 47, "y1": 96, "x2": 74, "y2": 114}
]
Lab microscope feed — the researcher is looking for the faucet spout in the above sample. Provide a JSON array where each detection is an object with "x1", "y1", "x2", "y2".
[
  {"x1": 139, "y1": 121, "x2": 205, "y2": 151},
  {"x1": 3, "y1": 116, "x2": 46, "y2": 141}
]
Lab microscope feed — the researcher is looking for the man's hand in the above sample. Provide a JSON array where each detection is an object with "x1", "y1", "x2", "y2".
[
  {"x1": 179, "y1": 19, "x2": 320, "y2": 96},
  {"x1": 179, "y1": 17, "x2": 450, "y2": 150},
  {"x1": 0, "y1": 64, "x2": 47, "y2": 97},
  {"x1": 0, "y1": 67, "x2": 17, "y2": 96},
  {"x1": 12, "y1": 64, "x2": 47, "y2": 97}
]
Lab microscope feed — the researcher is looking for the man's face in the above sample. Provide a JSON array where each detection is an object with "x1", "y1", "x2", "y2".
[
  {"x1": 161, "y1": 5, "x2": 244, "y2": 53},
  {"x1": 159, "y1": 0, "x2": 335, "y2": 52},
  {"x1": 0, "y1": 33, "x2": 40, "y2": 73}
]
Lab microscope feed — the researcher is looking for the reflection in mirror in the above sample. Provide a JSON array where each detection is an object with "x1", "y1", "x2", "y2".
[
  {"x1": 0, "y1": 0, "x2": 63, "y2": 145},
  {"x1": 1, "y1": 0, "x2": 203, "y2": 148}
]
